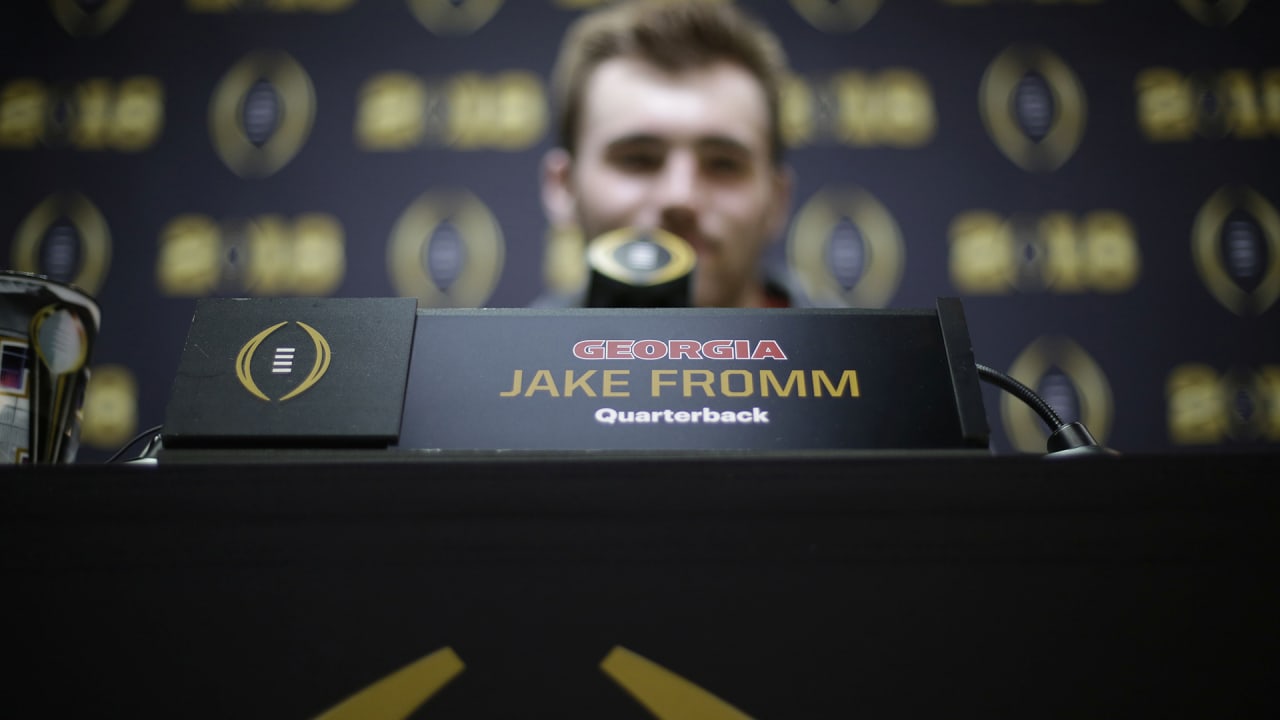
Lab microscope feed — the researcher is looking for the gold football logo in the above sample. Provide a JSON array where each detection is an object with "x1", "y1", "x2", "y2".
[
  {"x1": 407, "y1": 0, "x2": 504, "y2": 35},
  {"x1": 980, "y1": 46, "x2": 1087, "y2": 172},
  {"x1": 387, "y1": 190, "x2": 505, "y2": 308},
  {"x1": 11, "y1": 192, "x2": 112, "y2": 295},
  {"x1": 312, "y1": 645, "x2": 748, "y2": 719},
  {"x1": 235, "y1": 321, "x2": 331, "y2": 402},
  {"x1": 1001, "y1": 336, "x2": 1113, "y2": 453},
  {"x1": 789, "y1": 0, "x2": 882, "y2": 33},
  {"x1": 209, "y1": 52, "x2": 315, "y2": 178},
  {"x1": 1177, "y1": 0, "x2": 1250, "y2": 25},
  {"x1": 1191, "y1": 186, "x2": 1280, "y2": 315},
  {"x1": 49, "y1": 0, "x2": 132, "y2": 36},
  {"x1": 786, "y1": 185, "x2": 905, "y2": 308}
]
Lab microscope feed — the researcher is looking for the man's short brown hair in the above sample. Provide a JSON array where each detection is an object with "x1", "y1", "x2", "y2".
[{"x1": 551, "y1": 0, "x2": 788, "y2": 163}]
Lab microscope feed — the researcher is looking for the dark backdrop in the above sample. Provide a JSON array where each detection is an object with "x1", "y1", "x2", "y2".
[{"x1": 2, "y1": 0, "x2": 1278, "y2": 457}]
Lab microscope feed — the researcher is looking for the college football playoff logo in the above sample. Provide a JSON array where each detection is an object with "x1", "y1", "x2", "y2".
[
  {"x1": 235, "y1": 321, "x2": 331, "y2": 402},
  {"x1": 980, "y1": 46, "x2": 1087, "y2": 172},
  {"x1": 209, "y1": 52, "x2": 316, "y2": 178},
  {"x1": 786, "y1": 186, "x2": 905, "y2": 308},
  {"x1": 1191, "y1": 186, "x2": 1280, "y2": 315}
]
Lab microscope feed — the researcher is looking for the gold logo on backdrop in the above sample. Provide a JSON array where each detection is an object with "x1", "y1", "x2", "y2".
[
  {"x1": 156, "y1": 214, "x2": 346, "y2": 297},
  {"x1": 0, "y1": 76, "x2": 163, "y2": 151},
  {"x1": 50, "y1": 0, "x2": 132, "y2": 36},
  {"x1": 311, "y1": 645, "x2": 748, "y2": 719},
  {"x1": 789, "y1": 0, "x2": 882, "y2": 33},
  {"x1": 11, "y1": 192, "x2": 112, "y2": 295},
  {"x1": 235, "y1": 321, "x2": 331, "y2": 402},
  {"x1": 980, "y1": 46, "x2": 1087, "y2": 172},
  {"x1": 787, "y1": 186, "x2": 905, "y2": 308},
  {"x1": 356, "y1": 71, "x2": 546, "y2": 151},
  {"x1": 1167, "y1": 364, "x2": 1280, "y2": 444},
  {"x1": 1135, "y1": 68, "x2": 1278, "y2": 142},
  {"x1": 780, "y1": 70, "x2": 936, "y2": 149},
  {"x1": 1191, "y1": 186, "x2": 1280, "y2": 315},
  {"x1": 1001, "y1": 337, "x2": 1114, "y2": 453},
  {"x1": 387, "y1": 191, "x2": 505, "y2": 308},
  {"x1": 1177, "y1": 0, "x2": 1250, "y2": 25},
  {"x1": 79, "y1": 364, "x2": 138, "y2": 450},
  {"x1": 542, "y1": 224, "x2": 588, "y2": 296},
  {"x1": 187, "y1": 0, "x2": 356, "y2": 12},
  {"x1": 209, "y1": 52, "x2": 315, "y2": 178},
  {"x1": 407, "y1": 0, "x2": 504, "y2": 35},
  {"x1": 948, "y1": 210, "x2": 1141, "y2": 294}
]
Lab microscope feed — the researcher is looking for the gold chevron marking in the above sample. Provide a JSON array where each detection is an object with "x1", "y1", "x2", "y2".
[
  {"x1": 600, "y1": 645, "x2": 752, "y2": 720},
  {"x1": 312, "y1": 647, "x2": 465, "y2": 720},
  {"x1": 235, "y1": 321, "x2": 286, "y2": 401},
  {"x1": 280, "y1": 321, "x2": 331, "y2": 401}
]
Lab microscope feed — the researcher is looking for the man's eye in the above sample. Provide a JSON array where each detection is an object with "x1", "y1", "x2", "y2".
[
  {"x1": 704, "y1": 155, "x2": 746, "y2": 176},
  {"x1": 613, "y1": 152, "x2": 662, "y2": 172}
]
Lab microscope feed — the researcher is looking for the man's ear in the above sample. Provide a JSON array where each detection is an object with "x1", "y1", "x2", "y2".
[
  {"x1": 766, "y1": 163, "x2": 795, "y2": 245},
  {"x1": 541, "y1": 147, "x2": 577, "y2": 227}
]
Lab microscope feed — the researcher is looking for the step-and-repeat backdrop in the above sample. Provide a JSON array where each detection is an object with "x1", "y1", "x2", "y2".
[{"x1": 3, "y1": 0, "x2": 1278, "y2": 457}]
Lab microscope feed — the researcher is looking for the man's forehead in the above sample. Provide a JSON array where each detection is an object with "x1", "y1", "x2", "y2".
[{"x1": 578, "y1": 56, "x2": 771, "y2": 152}]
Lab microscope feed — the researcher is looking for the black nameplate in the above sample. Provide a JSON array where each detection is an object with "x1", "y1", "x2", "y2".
[
  {"x1": 163, "y1": 297, "x2": 417, "y2": 448},
  {"x1": 399, "y1": 301, "x2": 988, "y2": 452}
]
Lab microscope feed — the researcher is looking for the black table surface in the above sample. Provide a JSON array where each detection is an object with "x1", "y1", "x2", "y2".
[{"x1": 3, "y1": 453, "x2": 1278, "y2": 718}]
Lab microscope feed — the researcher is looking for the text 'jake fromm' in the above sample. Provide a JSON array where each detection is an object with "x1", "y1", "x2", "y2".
[{"x1": 500, "y1": 369, "x2": 860, "y2": 398}]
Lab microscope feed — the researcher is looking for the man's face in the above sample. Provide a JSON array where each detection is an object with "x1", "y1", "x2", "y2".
[{"x1": 545, "y1": 57, "x2": 791, "y2": 307}]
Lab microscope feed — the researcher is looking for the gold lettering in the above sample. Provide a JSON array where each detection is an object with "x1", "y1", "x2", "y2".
[
  {"x1": 1220, "y1": 69, "x2": 1264, "y2": 138},
  {"x1": 563, "y1": 370, "x2": 597, "y2": 397},
  {"x1": 157, "y1": 215, "x2": 222, "y2": 295},
  {"x1": 1136, "y1": 68, "x2": 1195, "y2": 142},
  {"x1": 832, "y1": 71, "x2": 874, "y2": 146},
  {"x1": 500, "y1": 370, "x2": 523, "y2": 397},
  {"x1": 189, "y1": 0, "x2": 356, "y2": 11},
  {"x1": 79, "y1": 365, "x2": 138, "y2": 450},
  {"x1": 1260, "y1": 367, "x2": 1280, "y2": 441},
  {"x1": 761, "y1": 369, "x2": 807, "y2": 397},
  {"x1": 110, "y1": 76, "x2": 164, "y2": 151},
  {"x1": 71, "y1": 78, "x2": 112, "y2": 149},
  {"x1": 602, "y1": 370, "x2": 629, "y2": 397},
  {"x1": 1263, "y1": 70, "x2": 1280, "y2": 135},
  {"x1": 779, "y1": 74, "x2": 814, "y2": 147},
  {"x1": 490, "y1": 71, "x2": 546, "y2": 150},
  {"x1": 524, "y1": 369, "x2": 559, "y2": 397},
  {"x1": 1039, "y1": 212, "x2": 1084, "y2": 292},
  {"x1": 1082, "y1": 211, "x2": 1140, "y2": 292},
  {"x1": 1167, "y1": 365, "x2": 1227, "y2": 444},
  {"x1": 291, "y1": 213, "x2": 345, "y2": 295},
  {"x1": 878, "y1": 69, "x2": 935, "y2": 147},
  {"x1": 719, "y1": 369, "x2": 754, "y2": 397},
  {"x1": 356, "y1": 73, "x2": 425, "y2": 150},
  {"x1": 682, "y1": 369, "x2": 716, "y2": 398},
  {"x1": 949, "y1": 211, "x2": 1014, "y2": 293},
  {"x1": 447, "y1": 73, "x2": 487, "y2": 149},
  {"x1": 156, "y1": 213, "x2": 345, "y2": 297},
  {"x1": 651, "y1": 369, "x2": 677, "y2": 396},
  {"x1": 0, "y1": 79, "x2": 47, "y2": 148},
  {"x1": 812, "y1": 370, "x2": 860, "y2": 397},
  {"x1": 246, "y1": 215, "x2": 292, "y2": 295}
]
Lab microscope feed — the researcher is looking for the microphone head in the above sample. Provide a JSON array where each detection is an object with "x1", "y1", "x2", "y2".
[{"x1": 585, "y1": 227, "x2": 696, "y2": 308}]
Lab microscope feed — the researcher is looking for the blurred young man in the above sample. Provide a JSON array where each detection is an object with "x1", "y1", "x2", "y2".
[{"x1": 541, "y1": 0, "x2": 815, "y2": 307}]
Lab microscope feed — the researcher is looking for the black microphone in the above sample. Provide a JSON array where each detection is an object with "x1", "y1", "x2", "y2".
[{"x1": 585, "y1": 227, "x2": 696, "y2": 308}]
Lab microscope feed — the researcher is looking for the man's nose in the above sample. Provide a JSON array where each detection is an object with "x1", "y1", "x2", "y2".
[{"x1": 652, "y1": 151, "x2": 701, "y2": 215}]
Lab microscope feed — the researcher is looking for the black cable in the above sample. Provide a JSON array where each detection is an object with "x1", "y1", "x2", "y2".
[
  {"x1": 975, "y1": 363, "x2": 1115, "y2": 455},
  {"x1": 104, "y1": 424, "x2": 163, "y2": 464},
  {"x1": 975, "y1": 363, "x2": 1064, "y2": 431}
]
